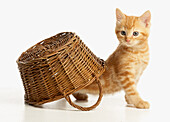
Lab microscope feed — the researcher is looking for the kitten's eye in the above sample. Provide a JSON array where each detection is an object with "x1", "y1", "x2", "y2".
[
  {"x1": 121, "y1": 31, "x2": 126, "y2": 36},
  {"x1": 133, "y1": 31, "x2": 139, "y2": 36}
]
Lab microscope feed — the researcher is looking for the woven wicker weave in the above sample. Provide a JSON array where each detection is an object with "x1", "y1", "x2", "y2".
[{"x1": 17, "y1": 32, "x2": 105, "y2": 111}]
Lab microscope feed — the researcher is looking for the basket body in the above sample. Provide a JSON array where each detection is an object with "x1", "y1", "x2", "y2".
[{"x1": 17, "y1": 32, "x2": 105, "y2": 106}]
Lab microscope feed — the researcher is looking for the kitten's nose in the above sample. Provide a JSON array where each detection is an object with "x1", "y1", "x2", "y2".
[{"x1": 126, "y1": 39, "x2": 130, "y2": 42}]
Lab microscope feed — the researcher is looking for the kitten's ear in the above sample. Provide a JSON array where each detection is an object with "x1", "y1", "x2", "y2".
[
  {"x1": 139, "y1": 10, "x2": 151, "y2": 27},
  {"x1": 116, "y1": 8, "x2": 125, "y2": 23}
]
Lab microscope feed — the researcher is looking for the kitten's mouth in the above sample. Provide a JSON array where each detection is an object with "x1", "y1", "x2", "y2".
[
  {"x1": 119, "y1": 39, "x2": 135, "y2": 47},
  {"x1": 122, "y1": 41, "x2": 133, "y2": 47}
]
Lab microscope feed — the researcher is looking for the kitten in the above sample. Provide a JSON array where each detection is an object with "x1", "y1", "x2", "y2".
[{"x1": 73, "y1": 8, "x2": 151, "y2": 109}]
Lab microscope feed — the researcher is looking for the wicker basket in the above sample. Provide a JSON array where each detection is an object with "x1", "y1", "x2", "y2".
[{"x1": 17, "y1": 32, "x2": 105, "y2": 111}]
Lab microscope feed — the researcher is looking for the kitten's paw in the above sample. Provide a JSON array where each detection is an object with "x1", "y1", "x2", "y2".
[
  {"x1": 125, "y1": 95, "x2": 132, "y2": 104},
  {"x1": 135, "y1": 100, "x2": 150, "y2": 109},
  {"x1": 73, "y1": 92, "x2": 88, "y2": 101}
]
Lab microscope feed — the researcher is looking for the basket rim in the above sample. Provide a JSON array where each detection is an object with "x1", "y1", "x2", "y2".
[{"x1": 25, "y1": 75, "x2": 101, "y2": 105}]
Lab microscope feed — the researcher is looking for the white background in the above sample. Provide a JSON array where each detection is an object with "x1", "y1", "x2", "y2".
[{"x1": 0, "y1": 0, "x2": 170, "y2": 122}]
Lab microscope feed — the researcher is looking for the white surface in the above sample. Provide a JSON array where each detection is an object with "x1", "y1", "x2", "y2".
[
  {"x1": 0, "y1": 0, "x2": 170, "y2": 122},
  {"x1": 1, "y1": 88, "x2": 169, "y2": 122}
]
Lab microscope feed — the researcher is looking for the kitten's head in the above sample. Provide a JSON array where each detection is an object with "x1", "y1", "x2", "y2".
[{"x1": 115, "y1": 8, "x2": 151, "y2": 47}]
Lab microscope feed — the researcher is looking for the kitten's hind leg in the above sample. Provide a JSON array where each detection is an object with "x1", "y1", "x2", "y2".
[{"x1": 73, "y1": 92, "x2": 88, "y2": 101}]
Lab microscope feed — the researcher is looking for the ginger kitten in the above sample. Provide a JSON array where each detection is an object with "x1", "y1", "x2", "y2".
[{"x1": 73, "y1": 8, "x2": 151, "y2": 109}]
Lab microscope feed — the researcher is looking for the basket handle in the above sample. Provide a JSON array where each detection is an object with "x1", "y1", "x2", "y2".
[{"x1": 64, "y1": 78, "x2": 103, "y2": 111}]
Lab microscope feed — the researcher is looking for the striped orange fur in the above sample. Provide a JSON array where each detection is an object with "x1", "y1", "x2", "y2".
[{"x1": 73, "y1": 8, "x2": 151, "y2": 109}]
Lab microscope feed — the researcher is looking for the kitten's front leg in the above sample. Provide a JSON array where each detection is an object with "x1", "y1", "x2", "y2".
[
  {"x1": 118, "y1": 72, "x2": 150, "y2": 109},
  {"x1": 124, "y1": 90, "x2": 150, "y2": 109}
]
